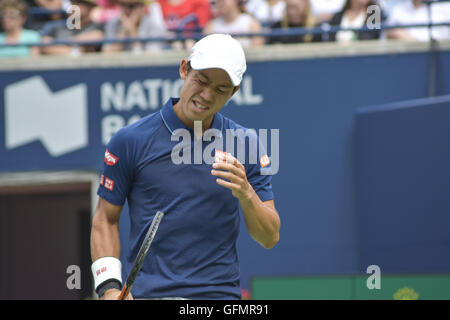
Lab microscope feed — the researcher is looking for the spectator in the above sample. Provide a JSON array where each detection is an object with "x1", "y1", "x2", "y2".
[
  {"x1": 0, "y1": 0, "x2": 41, "y2": 58},
  {"x1": 25, "y1": 0, "x2": 68, "y2": 31},
  {"x1": 377, "y1": 0, "x2": 406, "y2": 19},
  {"x1": 386, "y1": 0, "x2": 450, "y2": 42},
  {"x1": 245, "y1": 0, "x2": 285, "y2": 27},
  {"x1": 203, "y1": 0, "x2": 264, "y2": 47},
  {"x1": 159, "y1": 0, "x2": 211, "y2": 49},
  {"x1": 328, "y1": 0, "x2": 383, "y2": 42},
  {"x1": 310, "y1": 0, "x2": 345, "y2": 23},
  {"x1": 102, "y1": 0, "x2": 167, "y2": 53},
  {"x1": 0, "y1": 1, "x2": 4, "y2": 33},
  {"x1": 267, "y1": 0, "x2": 320, "y2": 44},
  {"x1": 40, "y1": 0, "x2": 104, "y2": 55},
  {"x1": 90, "y1": 0, "x2": 121, "y2": 24},
  {"x1": 210, "y1": 0, "x2": 220, "y2": 19}
]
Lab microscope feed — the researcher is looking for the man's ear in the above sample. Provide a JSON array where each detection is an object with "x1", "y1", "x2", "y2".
[{"x1": 179, "y1": 59, "x2": 188, "y2": 80}]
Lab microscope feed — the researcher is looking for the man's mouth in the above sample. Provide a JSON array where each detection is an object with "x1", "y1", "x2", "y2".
[{"x1": 193, "y1": 100, "x2": 210, "y2": 111}]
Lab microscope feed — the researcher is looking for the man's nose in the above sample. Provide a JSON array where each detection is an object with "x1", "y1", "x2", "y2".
[{"x1": 199, "y1": 86, "x2": 214, "y2": 104}]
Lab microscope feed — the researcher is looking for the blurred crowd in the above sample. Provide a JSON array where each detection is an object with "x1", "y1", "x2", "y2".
[{"x1": 0, "y1": 0, "x2": 450, "y2": 58}]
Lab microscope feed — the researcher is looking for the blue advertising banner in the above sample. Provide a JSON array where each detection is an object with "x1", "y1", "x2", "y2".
[{"x1": 356, "y1": 94, "x2": 450, "y2": 274}]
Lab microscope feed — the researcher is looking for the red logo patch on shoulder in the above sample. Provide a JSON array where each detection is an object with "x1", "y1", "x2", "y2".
[
  {"x1": 104, "y1": 177, "x2": 114, "y2": 191},
  {"x1": 105, "y1": 149, "x2": 118, "y2": 166}
]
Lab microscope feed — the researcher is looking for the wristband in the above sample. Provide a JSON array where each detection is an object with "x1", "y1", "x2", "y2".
[
  {"x1": 91, "y1": 257, "x2": 122, "y2": 291},
  {"x1": 96, "y1": 279, "x2": 122, "y2": 298}
]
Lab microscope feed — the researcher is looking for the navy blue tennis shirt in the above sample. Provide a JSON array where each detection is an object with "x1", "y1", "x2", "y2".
[{"x1": 98, "y1": 98, "x2": 274, "y2": 299}]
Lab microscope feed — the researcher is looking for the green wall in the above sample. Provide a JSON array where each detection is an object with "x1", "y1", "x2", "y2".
[{"x1": 251, "y1": 275, "x2": 450, "y2": 300}]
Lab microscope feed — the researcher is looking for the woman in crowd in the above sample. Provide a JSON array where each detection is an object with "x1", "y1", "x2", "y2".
[
  {"x1": 328, "y1": 0, "x2": 384, "y2": 42},
  {"x1": 203, "y1": 0, "x2": 264, "y2": 47},
  {"x1": 267, "y1": 0, "x2": 319, "y2": 44},
  {"x1": 0, "y1": 0, "x2": 41, "y2": 58}
]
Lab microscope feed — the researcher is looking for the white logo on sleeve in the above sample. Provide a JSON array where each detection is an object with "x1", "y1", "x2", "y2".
[{"x1": 4, "y1": 76, "x2": 88, "y2": 157}]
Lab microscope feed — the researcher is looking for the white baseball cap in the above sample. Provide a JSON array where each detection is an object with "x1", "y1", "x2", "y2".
[{"x1": 188, "y1": 34, "x2": 247, "y2": 87}]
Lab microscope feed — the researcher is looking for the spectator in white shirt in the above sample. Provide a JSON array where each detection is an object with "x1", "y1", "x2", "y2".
[
  {"x1": 310, "y1": 0, "x2": 345, "y2": 23},
  {"x1": 245, "y1": 0, "x2": 286, "y2": 27},
  {"x1": 203, "y1": 0, "x2": 264, "y2": 47},
  {"x1": 386, "y1": 0, "x2": 450, "y2": 41},
  {"x1": 377, "y1": 0, "x2": 407, "y2": 19}
]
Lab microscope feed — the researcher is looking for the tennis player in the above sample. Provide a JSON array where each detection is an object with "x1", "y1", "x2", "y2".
[{"x1": 90, "y1": 33, "x2": 280, "y2": 300}]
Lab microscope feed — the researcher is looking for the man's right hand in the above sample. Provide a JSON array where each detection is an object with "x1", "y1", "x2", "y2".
[{"x1": 101, "y1": 289, "x2": 134, "y2": 300}]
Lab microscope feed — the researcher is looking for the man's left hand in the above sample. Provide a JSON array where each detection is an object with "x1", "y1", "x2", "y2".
[{"x1": 211, "y1": 153, "x2": 255, "y2": 202}]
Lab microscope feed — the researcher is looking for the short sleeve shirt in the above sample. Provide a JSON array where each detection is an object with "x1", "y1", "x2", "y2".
[{"x1": 97, "y1": 98, "x2": 274, "y2": 299}]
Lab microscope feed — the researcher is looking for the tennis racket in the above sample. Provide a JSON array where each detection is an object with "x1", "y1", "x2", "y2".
[{"x1": 119, "y1": 210, "x2": 164, "y2": 300}]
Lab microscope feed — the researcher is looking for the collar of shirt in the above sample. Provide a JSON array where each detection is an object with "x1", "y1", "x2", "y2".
[{"x1": 160, "y1": 98, "x2": 224, "y2": 136}]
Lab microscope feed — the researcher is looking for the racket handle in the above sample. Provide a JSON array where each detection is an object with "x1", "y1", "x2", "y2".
[{"x1": 118, "y1": 285, "x2": 130, "y2": 300}]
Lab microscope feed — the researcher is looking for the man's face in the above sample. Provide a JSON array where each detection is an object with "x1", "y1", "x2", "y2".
[{"x1": 175, "y1": 60, "x2": 238, "y2": 128}]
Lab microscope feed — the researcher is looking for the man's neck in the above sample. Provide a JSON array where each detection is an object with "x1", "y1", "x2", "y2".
[{"x1": 173, "y1": 101, "x2": 214, "y2": 134}]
